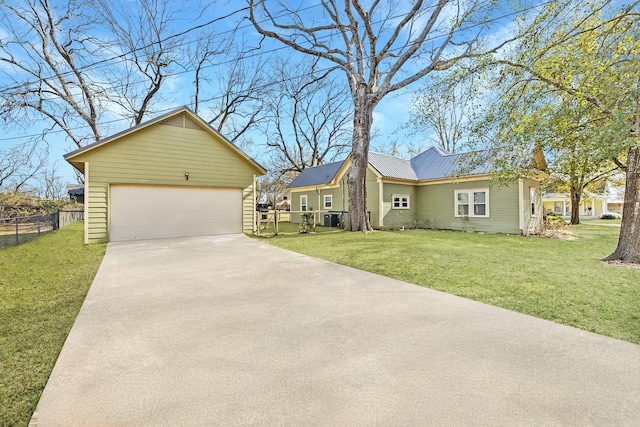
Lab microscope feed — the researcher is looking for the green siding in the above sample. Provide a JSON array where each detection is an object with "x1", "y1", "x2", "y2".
[
  {"x1": 380, "y1": 183, "x2": 417, "y2": 229},
  {"x1": 521, "y1": 179, "x2": 543, "y2": 234},
  {"x1": 243, "y1": 184, "x2": 256, "y2": 234},
  {"x1": 288, "y1": 166, "x2": 379, "y2": 227},
  {"x1": 71, "y1": 115, "x2": 259, "y2": 243},
  {"x1": 416, "y1": 180, "x2": 523, "y2": 234},
  {"x1": 288, "y1": 186, "x2": 345, "y2": 225},
  {"x1": 366, "y1": 168, "x2": 380, "y2": 228},
  {"x1": 289, "y1": 166, "x2": 541, "y2": 234}
]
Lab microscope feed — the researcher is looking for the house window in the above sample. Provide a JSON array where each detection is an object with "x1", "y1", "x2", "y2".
[
  {"x1": 300, "y1": 195, "x2": 308, "y2": 212},
  {"x1": 455, "y1": 189, "x2": 489, "y2": 217},
  {"x1": 324, "y1": 195, "x2": 332, "y2": 209},
  {"x1": 530, "y1": 188, "x2": 536, "y2": 216},
  {"x1": 392, "y1": 194, "x2": 410, "y2": 209}
]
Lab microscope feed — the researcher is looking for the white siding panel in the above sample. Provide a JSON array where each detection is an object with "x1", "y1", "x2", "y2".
[{"x1": 110, "y1": 185, "x2": 241, "y2": 241}]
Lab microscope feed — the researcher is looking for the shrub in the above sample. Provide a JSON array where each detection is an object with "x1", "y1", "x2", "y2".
[
  {"x1": 600, "y1": 212, "x2": 622, "y2": 220},
  {"x1": 544, "y1": 212, "x2": 567, "y2": 229}
]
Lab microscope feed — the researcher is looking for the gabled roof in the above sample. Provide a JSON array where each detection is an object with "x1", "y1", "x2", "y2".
[
  {"x1": 410, "y1": 146, "x2": 491, "y2": 180},
  {"x1": 369, "y1": 152, "x2": 417, "y2": 180},
  {"x1": 287, "y1": 146, "x2": 493, "y2": 189},
  {"x1": 286, "y1": 161, "x2": 344, "y2": 188},
  {"x1": 64, "y1": 106, "x2": 266, "y2": 174}
]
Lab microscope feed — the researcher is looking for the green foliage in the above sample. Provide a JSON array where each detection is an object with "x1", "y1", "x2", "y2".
[
  {"x1": 264, "y1": 224, "x2": 640, "y2": 344},
  {"x1": 601, "y1": 212, "x2": 622, "y2": 219},
  {"x1": 544, "y1": 212, "x2": 568, "y2": 229},
  {"x1": 0, "y1": 222, "x2": 105, "y2": 426},
  {"x1": 467, "y1": 0, "x2": 638, "y2": 191}
]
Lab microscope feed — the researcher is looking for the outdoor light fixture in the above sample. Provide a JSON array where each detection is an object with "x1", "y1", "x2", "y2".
[{"x1": 185, "y1": 172, "x2": 189, "y2": 180}]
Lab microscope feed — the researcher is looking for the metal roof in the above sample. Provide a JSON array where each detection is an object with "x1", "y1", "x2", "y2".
[
  {"x1": 286, "y1": 161, "x2": 345, "y2": 188},
  {"x1": 368, "y1": 152, "x2": 417, "y2": 180},
  {"x1": 410, "y1": 147, "x2": 491, "y2": 180},
  {"x1": 286, "y1": 146, "x2": 492, "y2": 188}
]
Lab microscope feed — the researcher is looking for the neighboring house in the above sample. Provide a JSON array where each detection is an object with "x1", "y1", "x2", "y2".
[
  {"x1": 67, "y1": 185, "x2": 84, "y2": 204},
  {"x1": 605, "y1": 185, "x2": 625, "y2": 214},
  {"x1": 286, "y1": 146, "x2": 544, "y2": 235},
  {"x1": 542, "y1": 192, "x2": 607, "y2": 218},
  {"x1": 542, "y1": 183, "x2": 625, "y2": 218},
  {"x1": 64, "y1": 106, "x2": 266, "y2": 243}
]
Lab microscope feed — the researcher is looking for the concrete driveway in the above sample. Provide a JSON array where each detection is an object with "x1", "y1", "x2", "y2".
[{"x1": 32, "y1": 234, "x2": 640, "y2": 426}]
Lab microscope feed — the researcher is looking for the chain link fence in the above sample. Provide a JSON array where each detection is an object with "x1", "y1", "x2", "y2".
[{"x1": 0, "y1": 210, "x2": 83, "y2": 247}]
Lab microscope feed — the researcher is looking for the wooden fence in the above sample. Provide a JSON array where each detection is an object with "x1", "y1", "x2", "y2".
[
  {"x1": 59, "y1": 209, "x2": 84, "y2": 228},
  {"x1": 255, "y1": 210, "x2": 345, "y2": 236}
]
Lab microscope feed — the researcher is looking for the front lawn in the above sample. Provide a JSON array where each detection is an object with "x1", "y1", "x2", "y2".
[
  {"x1": 0, "y1": 222, "x2": 105, "y2": 426},
  {"x1": 262, "y1": 223, "x2": 640, "y2": 344}
]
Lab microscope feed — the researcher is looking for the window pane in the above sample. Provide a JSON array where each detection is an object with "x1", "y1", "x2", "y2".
[
  {"x1": 473, "y1": 191, "x2": 486, "y2": 204},
  {"x1": 457, "y1": 192, "x2": 468, "y2": 203},
  {"x1": 458, "y1": 204, "x2": 469, "y2": 215},
  {"x1": 402, "y1": 197, "x2": 409, "y2": 208},
  {"x1": 474, "y1": 204, "x2": 486, "y2": 216}
]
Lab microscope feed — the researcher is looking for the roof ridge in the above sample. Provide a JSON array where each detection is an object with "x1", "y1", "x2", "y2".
[{"x1": 369, "y1": 151, "x2": 411, "y2": 161}]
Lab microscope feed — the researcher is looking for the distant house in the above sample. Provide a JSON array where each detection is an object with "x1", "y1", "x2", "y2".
[
  {"x1": 67, "y1": 185, "x2": 84, "y2": 204},
  {"x1": 542, "y1": 183, "x2": 625, "y2": 218},
  {"x1": 286, "y1": 147, "x2": 544, "y2": 235}
]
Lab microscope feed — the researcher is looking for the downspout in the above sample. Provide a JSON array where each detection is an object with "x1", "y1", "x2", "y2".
[
  {"x1": 84, "y1": 162, "x2": 89, "y2": 244},
  {"x1": 378, "y1": 178, "x2": 384, "y2": 228},
  {"x1": 342, "y1": 177, "x2": 346, "y2": 214},
  {"x1": 317, "y1": 186, "x2": 321, "y2": 226},
  {"x1": 518, "y1": 179, "x2": 524, "y2": 234},
  {"x1": 253, "y1": 174, "x2": 257, "y2": 233}
]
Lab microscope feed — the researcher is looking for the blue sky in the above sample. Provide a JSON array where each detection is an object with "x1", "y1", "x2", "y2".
[{"x1": 0, "y1": 0, "x2": 521, "y2": 189}]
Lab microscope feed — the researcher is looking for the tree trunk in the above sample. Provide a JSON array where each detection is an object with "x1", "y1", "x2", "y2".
[
  {"x1": 570, "y1": 186, "x2": 581, "y2": 225},
  {"x1": 603, "y1": 147, "x2": 640, "y2": 264},
  {"x1": 347, "y1": 87, "x2": 374, "y2": 232}
]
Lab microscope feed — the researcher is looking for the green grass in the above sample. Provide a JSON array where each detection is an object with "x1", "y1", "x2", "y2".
[
  {"x1": 0, "y1": 225, "x2": 55, "y2": 248},
  {"x1": 260, "y1": 223, "x2": 640, "y2": 344},
  {"x1": 0, "y1": 222, "x2": 105, "y2": 427}
]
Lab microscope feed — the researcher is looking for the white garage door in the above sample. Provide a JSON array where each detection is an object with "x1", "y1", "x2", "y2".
[{"x1": 110, "y1": 185, "x2": 242, "y2": 241}]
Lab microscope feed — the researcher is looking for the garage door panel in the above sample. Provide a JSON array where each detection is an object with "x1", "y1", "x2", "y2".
[{"x1": 110, "y1": 185, "x2": 242, "y2": 241}]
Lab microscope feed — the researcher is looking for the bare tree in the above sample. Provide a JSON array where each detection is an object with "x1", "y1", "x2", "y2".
[
  {"x1": 39, "y1": 163, "x2": 66, "y2": 200},
  {"x1": 191, "y1": 36, "x2": 271, "y2": 144},
  {"x1": 264, "y1": 58, "x2": 352, "y2": 175},
  {"x1": 97, "y1": 0, "x2": 187, "y2": 125},
  {"x1": 249, "y1": 0, "x2": 516, "y2": 231},
  {"x1": 0, "y1": 0, "x2": 104, "y2": 147},
  {"x1": 410, "y1": 74, "x2": 483, "y2": 153},
  {"x1": 0, "y1": 0, "x2": 183, "y2": 148},
  {"x1": 0, "y1": 142, "x2": 48, "y2": 193}
]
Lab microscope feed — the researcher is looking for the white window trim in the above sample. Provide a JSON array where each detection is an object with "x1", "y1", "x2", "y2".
[
  {"x1": 392, "y1": 194, "x2": 410, "y2": 209},
  {"x1": 300, "y1": 195, "x2": 308, "y2": 212},
  {"x1": 530, "y1": 187, "x2": 537, "y2": 217},
  {"x1": 454, "y1": 189, "x2": 490, "y2": 218},
  {"x1": 324, "y1": 195, "x2": 333, "y2": 209}
]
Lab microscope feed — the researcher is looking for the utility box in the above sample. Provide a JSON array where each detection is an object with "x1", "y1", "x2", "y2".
[{"x1": 323, "y1": 213, "x2": 340, "y2": 228}]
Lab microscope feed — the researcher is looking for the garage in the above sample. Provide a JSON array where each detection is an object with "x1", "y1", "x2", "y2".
[
  {"x1": 64, "y1": 107, "x2": 266, "y2": 244},
  {"x1": 109, "y1": 185, "x2": 242, "y2": 241}
]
